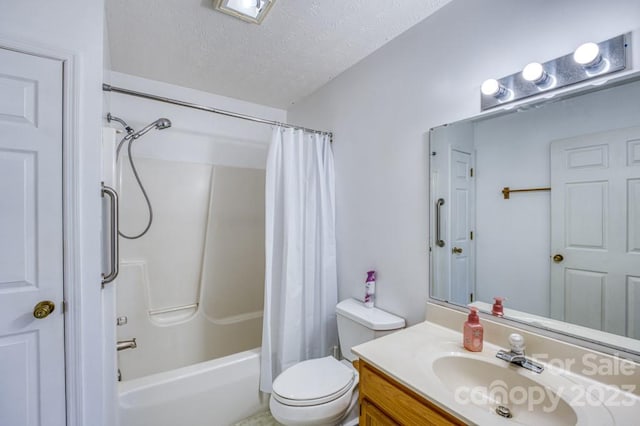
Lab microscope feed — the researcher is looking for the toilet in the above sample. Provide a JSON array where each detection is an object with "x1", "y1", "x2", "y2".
[{"x1": 269, "y1": 298, "x2": 405, "y2": 426}]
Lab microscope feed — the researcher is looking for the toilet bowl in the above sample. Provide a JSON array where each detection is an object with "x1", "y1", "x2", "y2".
[
  {"x1": 269, "y1": 299, "x2": 405, "y2": 426},
  {"x1": 269, "y1": 357, "x2": 359, "y2": 426}
]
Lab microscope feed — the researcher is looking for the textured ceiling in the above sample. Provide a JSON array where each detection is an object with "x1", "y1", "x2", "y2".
[{"x1": 106, "y1": 0, "x2": 452, "y2": 108}]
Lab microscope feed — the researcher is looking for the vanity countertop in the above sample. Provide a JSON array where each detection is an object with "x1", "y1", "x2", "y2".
[{"x1": 352, "y1": 320, "x2": 640, "y2": 425}]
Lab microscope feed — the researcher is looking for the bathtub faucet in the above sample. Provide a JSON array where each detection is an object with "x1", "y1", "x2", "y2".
[{"x1": 117, "y1": 338, "x2": 137, "y2": 351}]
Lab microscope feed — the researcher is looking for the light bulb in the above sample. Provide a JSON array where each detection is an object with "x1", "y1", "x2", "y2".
[
  {"x1": 481, "y1": 79, "x2": 503, "y2": 97},
  {"x1": 522, "y1": 62, "x2": 547, "y2": 84},
  {"x1": 574, "y1": 42, "x2": 601, "y2": 67},
  {"x1": 240, "y1": 0, "x2": 256, "y2": 8}
]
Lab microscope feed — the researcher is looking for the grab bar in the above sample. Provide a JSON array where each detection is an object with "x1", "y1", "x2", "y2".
[
  {"x1": 436, "y1": 198, "x2": 445, "y2": 247},
  {"x1": 117, "y1": 338, "x2": 137, "y2": 351},
  {"x1": 102, "y1": 183, "x2": 120, "y2": 285}
]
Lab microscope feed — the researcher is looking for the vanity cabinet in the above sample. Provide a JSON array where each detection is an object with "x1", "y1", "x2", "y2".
[
  {"x1": 357, "y1": 360, "x2": 465, "y2": 426},
  {"x1": 361, "y1": 399, "x2": 397, "y2": 425}
]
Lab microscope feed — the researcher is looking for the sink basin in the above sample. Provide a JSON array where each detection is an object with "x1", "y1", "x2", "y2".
[
  {"x1": 415, "y1": 344, "x2": 616, "y2": 426},
  {"x1": 432, "y1": 355, "x2": 577, "y2": 425}
]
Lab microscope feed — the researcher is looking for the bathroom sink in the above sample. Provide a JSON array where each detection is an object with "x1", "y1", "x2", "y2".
[
  {"x1": 432, "y1": 355, "x2": 576, "y2": 425},
  {"x1": 418, "y1": 346, "x2": 615, "y2": 426}
]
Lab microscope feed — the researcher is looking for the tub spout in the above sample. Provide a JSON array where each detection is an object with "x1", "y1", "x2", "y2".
[{"x1": 117, "y1": 338, "x2": 137, "y2": 351}]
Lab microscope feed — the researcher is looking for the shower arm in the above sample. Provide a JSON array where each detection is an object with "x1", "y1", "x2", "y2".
[{"x1": 107, "y1": 113, "x2": 134, "y2": 134}]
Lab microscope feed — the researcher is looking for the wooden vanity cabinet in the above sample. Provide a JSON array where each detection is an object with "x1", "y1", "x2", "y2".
[{"x1": 356, "y1": 360, "x2": 466, "y2": 426}]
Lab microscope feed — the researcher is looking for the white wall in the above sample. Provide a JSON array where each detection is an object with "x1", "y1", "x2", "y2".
[
  {"x1": 0, "y1": 1, "x2": 105, "y2": 425},
  {"x1": 287, "y1": 0, "x2": 640, "y2": 326}
]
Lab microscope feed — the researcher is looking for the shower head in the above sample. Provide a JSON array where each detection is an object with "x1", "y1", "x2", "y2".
[
  {"x1": 155, "y1": 118, "x2": 172, "y2": 130},
  {"x1": 131, "y1": 118, "x2": 172, "y2": 139},
  {"x1": 114, "y1": 116, "x2": 172, "y2": 159}
]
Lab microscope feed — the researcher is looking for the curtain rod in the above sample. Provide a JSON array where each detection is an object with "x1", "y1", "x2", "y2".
[{"x1": 102, "y1": 84, "x2": 333, "y2": 142}]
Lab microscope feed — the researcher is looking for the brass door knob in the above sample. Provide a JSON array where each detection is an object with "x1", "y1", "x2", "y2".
[
  {"x1": 33, "y1": 301, "x2": 55, "y2": 319},
  {"x1": 553, "y1": 254, "x2": 564, "y2": 263},
  {"x1": 452, "y1": 247, "x2": 463, "y2": 254}
]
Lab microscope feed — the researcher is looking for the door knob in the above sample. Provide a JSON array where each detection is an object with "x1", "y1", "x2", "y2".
[
  {"x1": 452, "y1": 247, "x2": 463, "y2": 254},
  {"x1": 33, "y1": 301, "x2": 55, "y2": 319},
  {"x1": 553, "y1": 254, "x2": 564, "y2": 263}
]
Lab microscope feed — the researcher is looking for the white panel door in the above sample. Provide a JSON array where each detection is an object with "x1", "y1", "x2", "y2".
[
  {"x1": 0, "y1": 48, "x2": 65, "y2": 425},
  {"x1": 449, "y1": 149, "x2": 473, "y2": 305},
  {"x1": 550, "y1": 127, "x2": 640, "y2": 338}
]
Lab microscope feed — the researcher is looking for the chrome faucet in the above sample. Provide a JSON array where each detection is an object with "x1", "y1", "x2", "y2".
[
  {"x1": 117, "y1": 338, "x2": 137, "y2": 351},
  {"x1": 496, "y1": 333, "x2": 544, "y2": 374}
]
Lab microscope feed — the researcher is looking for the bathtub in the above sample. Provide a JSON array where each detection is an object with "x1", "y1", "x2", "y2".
[{"x1": 118, "y1": 348, "x2": 268, "y2": 426}]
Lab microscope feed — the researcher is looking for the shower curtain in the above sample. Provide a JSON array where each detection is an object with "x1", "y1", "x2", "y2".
[{"x1": 260, "y1": 127, "x2": 337, "y2": 393}]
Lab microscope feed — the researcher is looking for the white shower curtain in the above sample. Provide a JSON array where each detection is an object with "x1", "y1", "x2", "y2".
[{"x1": 260, "y1": 127, "x2": 337, "y2": 393}]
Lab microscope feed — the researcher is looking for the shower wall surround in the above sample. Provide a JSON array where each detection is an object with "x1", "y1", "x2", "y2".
[
  {"x1": 117, "y1": 160, "x2": 266, "y2": 378},
  {"x1": 202, "y1": 166, "x2": 266, "y2": 322},
  {"x1": 109, "y1": 72, "x2": 285, "y2": 378},
  {"x1": 120, "y1": 158, "x2": 212, "y2": 314},
  {"x1": 120, "y1": 160, "x2": 266, "y2": 322}
]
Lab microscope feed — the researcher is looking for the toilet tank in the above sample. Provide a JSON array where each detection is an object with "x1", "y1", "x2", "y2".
[{"x1": 336, "y1": 298, "x2": 405, "y2": 361}]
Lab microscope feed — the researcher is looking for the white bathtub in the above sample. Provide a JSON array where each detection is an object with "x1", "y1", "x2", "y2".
[{"x1": 118, "y1": 348, "x2": 268, "y2": 426}]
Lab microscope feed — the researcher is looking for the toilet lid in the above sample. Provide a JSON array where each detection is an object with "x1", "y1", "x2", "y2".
[{"x1": 272, "y1": 356, "x2": 355, "y2": 407}]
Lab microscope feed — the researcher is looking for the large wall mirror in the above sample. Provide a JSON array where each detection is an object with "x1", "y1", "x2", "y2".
[{"x1": 429, "y1": 75, "x2": 640, "y2": 357}]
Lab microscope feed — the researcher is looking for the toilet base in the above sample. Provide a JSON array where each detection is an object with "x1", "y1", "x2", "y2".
[
  {"x1": 270, "y1": 387, "x2": 358, "y2": 426},
  {"x1": 338, "y1": 397, "x2": 359, "y2": 426}
]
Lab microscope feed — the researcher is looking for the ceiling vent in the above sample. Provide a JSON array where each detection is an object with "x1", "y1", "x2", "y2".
[{"x1": 213, "y1": 0, "x2": 276, "y2": 24}]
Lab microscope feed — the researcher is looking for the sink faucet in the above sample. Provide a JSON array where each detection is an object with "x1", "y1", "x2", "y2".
[{"x1": 496, "y1": 333, "x2": 544, "y2": 374}]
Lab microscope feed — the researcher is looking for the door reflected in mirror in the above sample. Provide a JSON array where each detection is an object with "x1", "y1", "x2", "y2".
[{"x1": 429, "y1": 77, "x2": 640, "y2": 354}]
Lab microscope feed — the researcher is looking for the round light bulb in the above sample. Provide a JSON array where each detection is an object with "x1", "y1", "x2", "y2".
[
  {"x1": 481, "y1": 79, "x2": 502, "y2": 96},
  {"x1": 522, "y1": 62, "x2": 547, "y2": 83},
  {"x1": 573, "y1": 42, "x2": 601, "y2": 67}
]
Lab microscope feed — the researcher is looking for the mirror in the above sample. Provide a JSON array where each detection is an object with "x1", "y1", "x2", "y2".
[{"x1": 429, "y1": 76, "x2": 640, "y2": 355}]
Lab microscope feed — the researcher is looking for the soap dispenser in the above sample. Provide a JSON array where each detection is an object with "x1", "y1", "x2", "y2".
[
  {"x1": 463, "y1": 307, "x2": 483, "y2": 352},
  {"x1": 492, "y1": 297, "x2": 505, "y2": 317}
]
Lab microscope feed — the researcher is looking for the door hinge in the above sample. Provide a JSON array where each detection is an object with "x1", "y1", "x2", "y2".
[
  {"x1": 62, "y1": 300, "x2": 67, "y2": 314},
  {"x1": 469, "y1": 293, "x2": 474, "y2": 303},
  {"x1": 470, "y1": 231, "x2": 474, "y2": 240},
  {"x1": 470, "y1": 167, "x2": 474, "y2": 177}
]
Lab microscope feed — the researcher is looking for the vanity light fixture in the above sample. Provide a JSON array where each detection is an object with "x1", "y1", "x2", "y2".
[
  {"x1": 213, "y1": 0, "x2": 276, "y2": 24},
  {"x1": 521, "y1": 62, "x2": 549, "y2": 84},
  {"x1": 481, "y1": 79, "x2": 506, "y2": 98},
  {"x1": 480, "y1": 33, "x2": 628, "y2": 111},
  {"x1": 573, "y1": 42, "x2": 602, "y2": 68}
]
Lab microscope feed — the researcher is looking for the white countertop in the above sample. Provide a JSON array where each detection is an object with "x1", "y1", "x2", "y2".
[{"x1": 352, "y1": 321, "x2": 640, "y2": 425}]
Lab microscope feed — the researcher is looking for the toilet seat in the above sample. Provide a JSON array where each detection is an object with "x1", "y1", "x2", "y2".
[
  {"x1": 272, "y1": 356, "x2": 355, "y2": 407},
  {"x1": 270, "y1": 358, "x2": 360, "y2": 426}
]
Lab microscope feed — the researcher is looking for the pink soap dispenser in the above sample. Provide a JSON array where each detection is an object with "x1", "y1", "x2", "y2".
[
  {"x1": 463, "y1": 307, "x2": 483, "y2": 352},
  {"x1": 492, "y1": 297, "x2": 505, "y2": 317}
]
